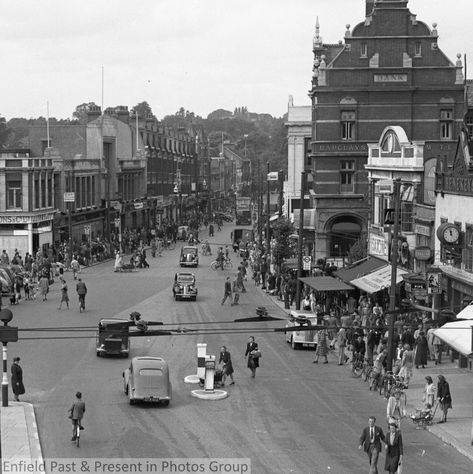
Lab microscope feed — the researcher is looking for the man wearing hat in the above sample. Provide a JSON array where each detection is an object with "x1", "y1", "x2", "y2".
[{"x1": 11, "y1": 357, "x2": 25, "y2": 402}]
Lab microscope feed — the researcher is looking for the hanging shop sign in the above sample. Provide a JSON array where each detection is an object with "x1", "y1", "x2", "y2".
[
  {"x1": 414, "y1": 247, "x2": 432, "y2": 261},
  {"x1": 426, "y1": 270, "x2": 442, "y2": 295}
]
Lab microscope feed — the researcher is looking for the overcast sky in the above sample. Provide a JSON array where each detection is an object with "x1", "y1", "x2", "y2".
[{"x1": 1, "y1": 0, "x2": 472, "y2": 121}]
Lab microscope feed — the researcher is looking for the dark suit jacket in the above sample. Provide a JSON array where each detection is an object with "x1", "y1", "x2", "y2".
[{"x1": 360, "y1": 425, "x2": 385, "y2": 453}]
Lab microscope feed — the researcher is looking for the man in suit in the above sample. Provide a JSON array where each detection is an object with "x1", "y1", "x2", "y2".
[{"x1": 359, "y1": 415, "x2": 385, "y2": 474}]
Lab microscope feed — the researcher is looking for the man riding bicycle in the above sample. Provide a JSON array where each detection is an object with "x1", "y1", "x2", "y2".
[
  {"x1": 352, "y1": 334, "x2": 366, "y2": 364},
  {"x1": 216, "y1": 247, "x2": 225, "y2": 270},
  {"x1": 69, "y1": 391, "x2": 85, "y2": 441}
]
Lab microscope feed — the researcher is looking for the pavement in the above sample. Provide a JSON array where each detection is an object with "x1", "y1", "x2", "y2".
[
  {"x1": 1, "y1": 260, "x2": 473, "y2": 465},
  {"x1": 258, "y1": 287, "x2": 473, "y2": 464}
]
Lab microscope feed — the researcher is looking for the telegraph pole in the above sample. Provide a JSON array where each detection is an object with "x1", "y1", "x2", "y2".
[
  {"x1": 266, "y1": 161, "x2": 271, "y2": 258},
  {"x1": 387, "y1": 178, "x2": 401, "y2": 372},
  {"x1": 295, "y1": 171, "x2": 307, "y2": 311}
]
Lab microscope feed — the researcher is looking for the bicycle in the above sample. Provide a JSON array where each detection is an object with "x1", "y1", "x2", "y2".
[
  {"x1": 210, "y1": 258, "x2": 233, "y2": 271},
  {"x1": 362, "y1": 360, "x2": 372, "y2": 382},
  {"x1": 72, "y1": 420, "x2": 82, "y2": 447}
]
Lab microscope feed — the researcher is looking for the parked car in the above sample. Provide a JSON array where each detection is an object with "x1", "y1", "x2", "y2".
[
  {"x1": 123, "y1": 356, "x2": 172, "y2": 406},
  {"x1": 172, "y1": 272, "x2": 197, "y2": 301},
  {"x1": 0, "y1": 269, "x2": 12, "y2": 294},
  {"x1": 285, "y1": 310, "x2": 317, "y2": 350},
  {"x1": 179, "y1": 245, "x2": 199, "y2": 267}
]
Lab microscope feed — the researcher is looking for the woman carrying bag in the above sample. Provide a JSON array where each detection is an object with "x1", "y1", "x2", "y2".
[{"x1": 245, "y1": 336, "x2": 260, "y2": 378}]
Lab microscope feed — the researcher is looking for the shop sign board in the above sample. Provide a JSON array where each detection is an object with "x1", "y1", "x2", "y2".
[
  {"x1": 369, "y1": 233, "x2": 389, "y2": 258},
  {"x1": 64, "y1": 192, "x2": 75, "y2": 202}
]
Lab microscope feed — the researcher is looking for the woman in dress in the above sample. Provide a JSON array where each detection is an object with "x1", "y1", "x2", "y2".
[
  {"x1": 218, "y1": 346, "x2": 234, "y2": 385},
  {"x1": 423, "y1": 376, "x2": 436, "y2": 407},
  {"x1": 38, "y1": 275, "x2": 49, "y2": 302},
  {"x1": 313, "y1": 323, "x2": 329, "y2": 364},
  {"x1": 244, "y1": 336, "x2": 259, "y2": 378},
  {"x1": 437, "y1": 375, "x2": 452, "y2": 423},
  {"x1": 415, "y1": 331, "x2": 429, "y2": 369},
  {"x1": 384, "y1": 422, "x2": 403, "y2": 473},
  {"x1": 398, "y1": 344, "x2": 414, "y2": 386}
]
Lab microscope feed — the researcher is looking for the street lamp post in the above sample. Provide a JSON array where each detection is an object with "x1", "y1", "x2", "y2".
[
  {"x1": 387, "y1": 178, "x2": 402, "y2": 372},
  {"x1": 295, "y1": 171, "x2": 307, "y2": 311}
]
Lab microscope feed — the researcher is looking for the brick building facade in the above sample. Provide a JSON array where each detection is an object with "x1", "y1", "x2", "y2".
[{"x1": 309, "y1": 0, "x2": 465, "y2": 261}]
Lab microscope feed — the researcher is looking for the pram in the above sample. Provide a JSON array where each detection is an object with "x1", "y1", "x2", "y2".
[
  {"x1": 410, "y1": 401, "x2": 438, "y2": 429},
  {"x1": 199, "y1": 369, "x2": 224, "y2": 388}
]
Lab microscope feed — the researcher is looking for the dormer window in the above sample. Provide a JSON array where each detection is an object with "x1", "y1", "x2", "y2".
[{"x1": 415, "y1": 42, "x2": 422, "y2": 57}]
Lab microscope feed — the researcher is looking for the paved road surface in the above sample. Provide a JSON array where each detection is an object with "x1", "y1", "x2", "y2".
[{"x1": 9, "y1": 225, "x2": 473, "y2": 473}]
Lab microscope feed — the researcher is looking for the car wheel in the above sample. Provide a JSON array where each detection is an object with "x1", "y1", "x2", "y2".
[
  {"x1": 291, "y1": 338, "x2": 298, "y2": 350},
  {"x1": 161, "y1": 400, "x2": 170, "y2": 407},
  {"x1": 129, "y1": 398, "x2": 135, "y2": 405},
  {"x1": 125, "y1": 384, "x2": 129, "y2": 395},
  {"x1": 96, "y1": 351, "x2": 101, "y2": 357}
]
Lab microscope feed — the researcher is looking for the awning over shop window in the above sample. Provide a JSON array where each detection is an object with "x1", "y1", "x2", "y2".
[
  {"x1": 334, "y1": 256, "x2": 387, "y2": 283},
  {"x1": 350, "y1": 265, "x2": 408, "y2": 294},
  {"x1": 299, "y1": 276, "x2": 354, "y2": 292},
  {"x1": 455, "y1": 303, "x2": 473, "y2": 320},
  {"x1": 434, "y1": 321, "x2": 473, "y2": 357}
]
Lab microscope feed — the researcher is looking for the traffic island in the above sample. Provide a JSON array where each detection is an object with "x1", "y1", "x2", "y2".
[{"x1": 190, "y1": 389, "x2": 228, "y2": 400}]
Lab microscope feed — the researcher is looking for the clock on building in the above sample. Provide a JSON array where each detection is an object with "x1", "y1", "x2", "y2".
[{"x1": 436, "y1": 222, "x2": 460, "y2": 244}]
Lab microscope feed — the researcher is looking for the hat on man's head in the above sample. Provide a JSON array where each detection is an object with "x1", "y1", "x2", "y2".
[{"x1": 13, "y1": 357, "x2": 20, "y2": 362}]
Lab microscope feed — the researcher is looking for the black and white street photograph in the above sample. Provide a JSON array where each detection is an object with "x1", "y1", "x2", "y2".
[{"x1": 1, "y1": 1, "x2": 473, "y2": 473}]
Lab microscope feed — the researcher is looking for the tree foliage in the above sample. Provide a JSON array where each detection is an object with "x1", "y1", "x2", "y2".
[
  {"x1": 0, "y1": 116, "x2": 12, "y2": 148},
  {"x1": 271, "y1": 218, "x2": 295, "y2": 267},
  {"x1": 346, "y1": 233, "x2": 368, "y2": 264},
  {"x1": 131, "y1": 101, "x2": 156, "y2": 120}
]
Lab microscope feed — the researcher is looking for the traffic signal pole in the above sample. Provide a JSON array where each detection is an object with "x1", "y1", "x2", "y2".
[{"x1": 295, "y1": 171, "x2": 306, "y2": 311}]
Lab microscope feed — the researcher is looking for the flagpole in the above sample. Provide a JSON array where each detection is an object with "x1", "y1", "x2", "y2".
[{"x1": 46, "y1": 101, "x2": 50, "y2": 147}]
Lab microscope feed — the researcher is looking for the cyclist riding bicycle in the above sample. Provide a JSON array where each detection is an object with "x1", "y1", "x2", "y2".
[
  {"x1": 69, "y1": 391, "x2": 85, "y2": 441},
  {"x1": 352, "y1": 334, "x2": 366, "y2": 364},
  {"x1": 216, "y1": 247, "x2": 225, "y2": 270}
]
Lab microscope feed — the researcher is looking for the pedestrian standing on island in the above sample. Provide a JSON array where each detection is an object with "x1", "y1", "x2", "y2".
[
  {"x1": 359, "y1": 415, "x2": 385, "y2": 474},
  {"x1": 245, "y1": 336, "x2": 259, "y2": 378},
  {"x1": 384, "y1": 422, "x2": 403, "y2": 474},
  {"x1": 218, "y1": 346, "x2": 235, "y2": 386},
  {"x1": 57, "y1": 278, "x2": 70, "y2": 310},
  {"x1": 221, "y1": 277, "x2": 233, "y2": 305},
  {"x1": 437, "y1": 374, "x2": 452, "y2": 423},
  {"x1": 231, "y1": 274, "x2": 241, "y2": 306},
  {"x1": 11, "y1": 356, "x2": 25, "y2": 402}
]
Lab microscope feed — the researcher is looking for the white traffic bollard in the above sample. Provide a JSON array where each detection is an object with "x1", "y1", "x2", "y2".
[
  {"x1": 204, "y1": 355, "x2": 216, "y2": 392},
  {"x1": 197, "y1": 343, "x2": 207, "y2": 380}
]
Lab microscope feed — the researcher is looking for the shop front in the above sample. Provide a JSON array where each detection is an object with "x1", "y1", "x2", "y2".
[{"x1": 0, "y1": 211, "x2": 56, "y2": 256}]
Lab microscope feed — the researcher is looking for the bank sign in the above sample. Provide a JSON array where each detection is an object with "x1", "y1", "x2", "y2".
[{"x1": 369, "y1": 233, "x2": 389, "y2": 258}]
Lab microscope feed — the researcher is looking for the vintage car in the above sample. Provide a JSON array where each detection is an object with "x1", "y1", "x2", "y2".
[
  {"x1": 172, "y1": 272, "x2": 197, "y2": 301},
  {"x1": 180, "y1": 245, "x2": 199, "y2": 267},
  {"x1": 123, "y1": 356, "x2": 172, "y2": 406},
  {"x1": 96, "y1": 318, "x2": 130, "y2": 357},
  {"x1": 285, "y1": 310, "x2": 317, "y2": 350}
]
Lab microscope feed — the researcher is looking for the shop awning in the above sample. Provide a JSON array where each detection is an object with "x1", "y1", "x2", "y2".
[
  {"x1": 334, "y1": 257, "x2": 387, "y2": 283},
  {"x1": 351, "y1": 265, "x2": 408, "y2": 294},
  {"x1": 299, "y1": 276, "x2": 354, "y2": 292},
  {"x1": 456, "y1": 303, "x2": 473, "y2": 320},
  {"x1": 434, "y1": 321, "x2": 473, "y2": 357}
]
